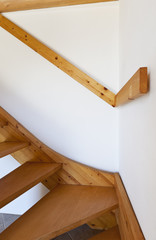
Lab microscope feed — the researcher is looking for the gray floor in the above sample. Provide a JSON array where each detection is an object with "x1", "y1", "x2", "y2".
[{"x1": 0, "y1": 213, "x2": 102, "y2": 239}]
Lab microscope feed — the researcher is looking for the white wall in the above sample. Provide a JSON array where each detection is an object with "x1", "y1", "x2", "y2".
[
  {"x1": 0, "y1": 2, "x2": 119, "y2": 214},
  {"x1": 119, "y1": 0, "x2": 156, "y2": 239}
]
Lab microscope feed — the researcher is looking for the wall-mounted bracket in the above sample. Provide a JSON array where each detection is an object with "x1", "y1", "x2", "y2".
[{"x1": 115, "y1": 67, "x2": 148, "y2": 107}]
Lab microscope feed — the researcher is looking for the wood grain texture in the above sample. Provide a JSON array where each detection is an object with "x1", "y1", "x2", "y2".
[
  {"x1": 0, "y1": 141, "x2": 29, "y2": 158},
  {"x1": 88, "y1": 226, "x2": 121, "y2": 240},
  {"x1": 114, "y1": 174, "x2": 145, "y2": 240},
  {"x1": 0, "y1": 0, "x2": 118, "y2": 12},
  {"x1": 115, "y1": 68, "x2": 148, "y2": 106},
  {"x1": 0, "y1": 106, "x2": 115, "y2": 190},
  {"x1": 0, "y1": 14, "x2": 115, "y2": 106},
  {"x1": 0, "y1": 118, "x2": 8, "y2": 128},
  {"x1": 88, "y1": 211, "x2": 117, "y2": 230},
  {"x1": 0, "y1": 162, "x2": 61, "y2": 208},
  {"x1": 0, "y1": 185, "x2": 118, "y2": 240}
]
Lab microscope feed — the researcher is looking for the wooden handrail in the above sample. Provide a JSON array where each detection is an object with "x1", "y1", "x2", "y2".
[
  {"x1": 0, "y1": 14, "x2": 115, "y2": 106},
  {"x1": 0, "y1": 0, "x2": 118, "y2": 13},
  {"x1": 0, "y1": 14, "x2": 149, "y2": 107}
]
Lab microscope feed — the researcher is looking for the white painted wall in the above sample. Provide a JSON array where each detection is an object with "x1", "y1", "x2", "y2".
[
  {"x1": 119, "y1": 0, "x2": 156, "y2": 239},
  {"x1": 0, "y1": 2, "x2": 119, "y2": 214}
]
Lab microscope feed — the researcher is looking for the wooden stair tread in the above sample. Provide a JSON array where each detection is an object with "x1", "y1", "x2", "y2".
[
  {"x1": 0, "y1": 141, "x2": 29, "y2": 158},
  {"x1": 0, "y1": 162, "x2": 61, "y2": 208},
  {"x1": 89, "y1": 226, "x2": 121, "y2": 240},
  {"x1": 0, "y1": 185, "x2": 118, "y2": 240}
]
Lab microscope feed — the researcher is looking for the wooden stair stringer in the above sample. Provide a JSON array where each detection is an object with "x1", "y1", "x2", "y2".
[
  {"x1": 0, "y1": 185, "x2": 118, "y2": 240},
  {"x1": 0, "y1": 106, "x2": 145, "y2": 239},
  {"x1": 114, "y1": 174, "x2": 145, "y2": 240},
  {"x1": 0, "y1": 106, "x2": 115, "y2": 190}
]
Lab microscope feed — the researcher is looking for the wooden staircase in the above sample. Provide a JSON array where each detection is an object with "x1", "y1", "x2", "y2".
[
  {"x1": 0, "y1": 141, "x2": 29, "y2": 158},
  {"x1": 0, "y1": 107, "x2": 120, "y2": 239},
  {"x1": 0, "y1": 107, "x2": 144, "y2": 239},
  {"x1": 0, "y1": 1, "x2": 148, "y2": 238},
  {"x1": 0, "y1": 161, "x2": 61, "y2": 208},
  {"x1": 0, "y1": 186, "x2": 118, "y2": 240}
]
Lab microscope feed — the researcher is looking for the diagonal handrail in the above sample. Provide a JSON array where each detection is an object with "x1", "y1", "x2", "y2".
[
  {"x1": 0, "y1": 0, "x2": 118, "y2": 13},
  {"x1": 0, "y1": 14, "x2": 148, "y2": 107},
  {"x1": 0, "y1": 14, "x2": 115, "y2": 106}
]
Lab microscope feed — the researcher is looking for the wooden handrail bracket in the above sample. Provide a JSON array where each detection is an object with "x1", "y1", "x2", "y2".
[
  {"x1": 0, "y1": 14, "x2": 149, "y2": 107},
  {"x1": 115, "y1": 67, "x2": 148, "y2": 107}
]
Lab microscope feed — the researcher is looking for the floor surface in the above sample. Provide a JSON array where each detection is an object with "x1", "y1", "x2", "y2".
[{"x1": 0, "y1": 213, "x2": 102, "y2": 239}]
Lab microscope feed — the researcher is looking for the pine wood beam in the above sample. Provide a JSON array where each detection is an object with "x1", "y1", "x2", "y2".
[
  {"x1": 0, "y1": 14, "x2": 115, "y2": 106},
  {"x1": 0, "y1": 0, "x2": 118, "y2": 13},
  {"x1": 115, "y1": 68, "x2": 148, "y2": 107}
]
